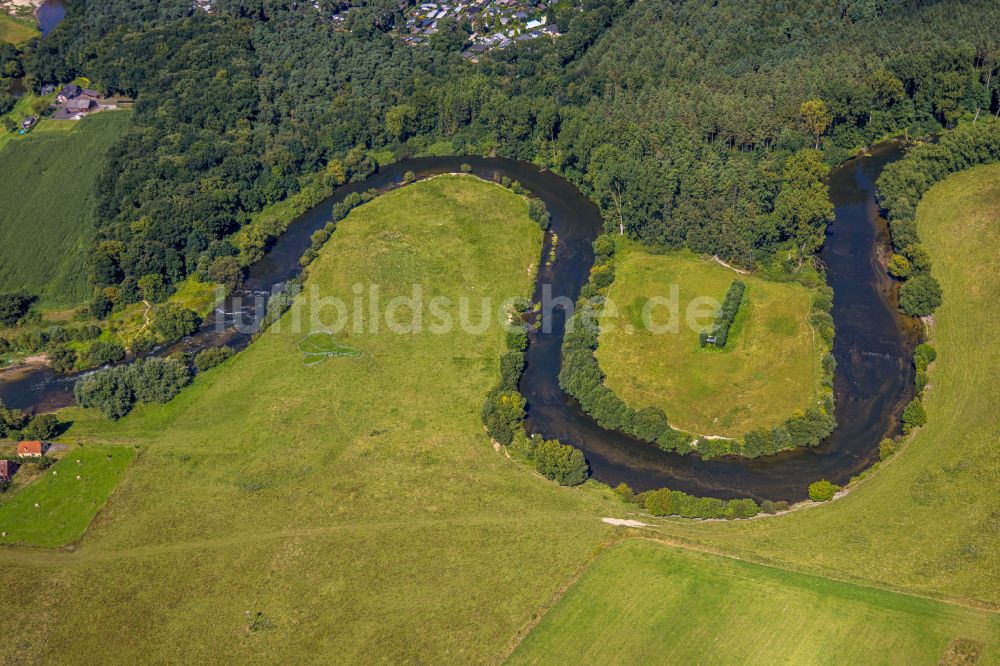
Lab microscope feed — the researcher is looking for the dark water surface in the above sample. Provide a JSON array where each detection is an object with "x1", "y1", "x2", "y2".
[
  {"x1": 0, "y1": 146, "x2": 916, "y2": 500},
  {"x1": 36, "y1": 0, "x2": 65, "y2": 36}
]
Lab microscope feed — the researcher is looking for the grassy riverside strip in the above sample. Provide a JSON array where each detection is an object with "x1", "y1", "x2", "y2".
[
  {"x1": 562, "y1": 239, "x2": 835, "y2": 459},
  {"x1": 0, "y1": 176, "x2": 630, "y2": 663},
  {"x1": 476, "y1": 183, "x2": 591, "y2": 488}
]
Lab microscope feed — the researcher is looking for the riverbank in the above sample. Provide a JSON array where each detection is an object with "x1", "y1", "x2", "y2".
[
  {"x1": 0, "y1": 353, "x2": 48, "y2": 379},
  {"x1": 0, "y1": 174, "x2": 629, "y2": 663},
  {"x1": 642, "y1": 162, "x2": 1000, "y2": 608},
  {"x1": 0, "y1": 146, "x2": 916, "y2": 500}
]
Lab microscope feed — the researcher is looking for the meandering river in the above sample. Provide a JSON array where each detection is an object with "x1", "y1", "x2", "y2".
[
  {"x1": 0, "y1": 144, "x2": 918, "y2": 500},
  {"x1": 35, "y1": 0, "x2": 65, "y2": 37}
]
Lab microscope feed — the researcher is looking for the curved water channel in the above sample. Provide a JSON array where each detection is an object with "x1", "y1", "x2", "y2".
[
  {"x1": 36, "y1": 0, "x2": 66, "y2": 37},
  {"x1": 0, "y1": 144, "x2": 917, "y2": 501}
]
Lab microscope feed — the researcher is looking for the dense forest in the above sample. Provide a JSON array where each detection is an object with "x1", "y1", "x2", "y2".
[{"x1": 9, "y1": 0, "x2": 1000, "y2": 309}]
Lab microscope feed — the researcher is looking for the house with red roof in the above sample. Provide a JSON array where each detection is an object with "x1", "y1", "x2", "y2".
[{"x1": 17, "y1": 441, "x2": 48, "y2": 458}]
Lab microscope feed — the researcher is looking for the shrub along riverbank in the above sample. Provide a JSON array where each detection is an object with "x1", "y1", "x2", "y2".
[{"x1": 877, "y1": 118, "x2": 1000, "y2": 317}]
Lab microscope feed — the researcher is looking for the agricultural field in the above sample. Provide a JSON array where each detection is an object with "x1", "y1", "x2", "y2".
[
  {"x1": 0, "y1": 445, "x2": 135, "y2": 547},
  {"x1": 642, "y1": 164, "x2": 1000, "y2": 607},
  {"x1": 0, "y1": 176, "x2": 623, "y2": 662},
  {"x1": 510, "y1": 540, "x2": 998, "y2": 664},
  {"x1": 596, "y1": 247, "x2": 820, "y2": 437},
  {"x1": 0, "y1": 111, "x2": 130, "y2": 308}
]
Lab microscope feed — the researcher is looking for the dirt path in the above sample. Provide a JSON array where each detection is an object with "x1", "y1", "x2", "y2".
[
  {"x1": 135, "y1": 300, "x2": 153, "y2": 337},
  {"x1": 712, "y1": 255, "x2": 751, "y2": 275}
]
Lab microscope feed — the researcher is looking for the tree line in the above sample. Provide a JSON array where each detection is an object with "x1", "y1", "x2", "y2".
[
  {"x1": 4, "y1": 0, "x2": 995, "y2": 320},
  {"x1": 877, "y1": 118, "x2": 1000, "y2": 317}
]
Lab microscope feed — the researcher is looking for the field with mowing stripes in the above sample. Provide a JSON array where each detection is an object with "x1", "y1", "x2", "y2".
[
  {"x1": 511, "y1": 540, "x2": 998, "y2": 664},
  {"x1": 0, "y1": 112, "x2": 130, "y2": 307}
]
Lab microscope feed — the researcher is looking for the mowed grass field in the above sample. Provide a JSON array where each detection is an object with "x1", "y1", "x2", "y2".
[
  {"x1": 0, "y1": 13, "x2": 37, "y2": 43},
  {"x1": 0, "y1": 445, "x2": 135, "y2": 547},
  {"x1": 639, "y1": 163, "x2": 1000, "y2": 608},
  {"x1": 0, "y1": 111, "x2": 130, "y2": 307},
  {"x1": 511, "y1": 540, "x2": 999, "y2": 664},
  {"x1": 0, "y1": 176, "x2": 623, "y2": 662},
  {"x1": 596, "y1": 248, "x2": 819, "y2": 437}
]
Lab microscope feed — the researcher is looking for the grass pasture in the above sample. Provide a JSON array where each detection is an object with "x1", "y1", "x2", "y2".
[
  {"x1": 0, "y1": 176, "x2": 622, "y2": 662},
  {"x1": 510, "y1": 540, "x2": 998, "y2": 664},
  {"x1": 0, "y1": 445, "x2": 135, "y2": 547},
  {"x1": 0, "y1": 13, "x2": 36, "y2": 43},
  {"x1": 0, "y1": 165, "x2": 997, "y2": 661},
  {"x1": 0, "y1": 111, "x2": 130, "y2": 307},
  {"x1": 596, "y1": 248, "x2": 820, "y2": 437},
  {"x1": 643, "y1": 163, "x2": 1000, "y2": 608}
]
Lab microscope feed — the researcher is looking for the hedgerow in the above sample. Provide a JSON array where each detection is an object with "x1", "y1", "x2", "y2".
[
  {"x1": 612, "y1": 482, "x2": 760, "y2": 520},
  {"x1": 699, "y1": 280, "x2": 745, "y2": 348}
]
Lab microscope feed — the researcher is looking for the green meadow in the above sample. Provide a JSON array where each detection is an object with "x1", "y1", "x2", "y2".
[
  {"x1": 0, "y1": 176, "x2": 624, "y2": 662},
  {"x1": 642, "y1": 163, "x2": 1000, "y2": 607},
  {"x1": 1, "y1": 166, "x2": 999, "y2": 661},
  {"x1": 0, "y1": 445, "x2": 135, "y2": 547},
  {"x1": 511, "y1": 540, "x2": 998, "y2": 664},
  {"x1": 0, "y1": 13, "x2": 36, "y2": 44},
  {"x1": 0, "y1": 111, "x2": 130, "y2": 307},
  {"x1": 596, "y1": 248, "x2": 820, "y2": 437}
]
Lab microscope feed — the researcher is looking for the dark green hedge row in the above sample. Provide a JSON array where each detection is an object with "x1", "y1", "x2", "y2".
[
  {"x1": 901, "y1": 342, "x2": 936, "y2": 434},
  {"x1": 700, "y1": 280, "x2": 745, "y2": 348},
  {"x1": 876, "y1": 120, "x2": 1000, "y2": 317},
  {"x1": 913, "y1": 342, "x2": 936, "y2": 397}
]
